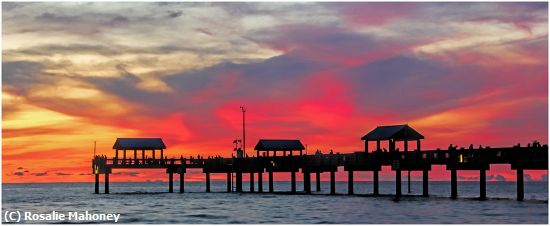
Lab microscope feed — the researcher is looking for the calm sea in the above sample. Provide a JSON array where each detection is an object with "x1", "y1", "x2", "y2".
[{"x1": 2, "y1": 181, "x2": 547, "y2": 224}]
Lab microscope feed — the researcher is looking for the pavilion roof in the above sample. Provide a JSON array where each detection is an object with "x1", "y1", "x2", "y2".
[
  {"x1": 361, "y1": 124, "x2": 424, "y2": 141},
  {"x1": 254, "y1": 139, "x2": 305, "y2": 151},
  {"x1": 113, "y1": 138, "x2": 166, "y2": 150}
]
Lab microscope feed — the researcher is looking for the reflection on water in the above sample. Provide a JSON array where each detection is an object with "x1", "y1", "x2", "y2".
[{"x1": 2, "y1": 181, "x2": 547, "y2": 224}]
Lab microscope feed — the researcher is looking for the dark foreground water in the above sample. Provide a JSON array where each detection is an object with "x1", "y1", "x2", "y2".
[{"x1": 2, "y1": 181, "x2": 547, "y2": 224}]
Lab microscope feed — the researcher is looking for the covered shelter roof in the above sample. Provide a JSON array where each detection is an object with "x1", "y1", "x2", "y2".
[
  {"x1": 113, "y1": 138, "x2": 166, "y2": 150},
  {"x1": 254, "y1": 139, "x2": 305, "y2": 151},
  {"x1": 361, "y1": 124, "x2": 424, "y2": 141}
]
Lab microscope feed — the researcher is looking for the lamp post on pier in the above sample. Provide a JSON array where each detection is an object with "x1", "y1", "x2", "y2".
[{"x1": 240, "y1": 106, "x2": 246, "y2": 156}]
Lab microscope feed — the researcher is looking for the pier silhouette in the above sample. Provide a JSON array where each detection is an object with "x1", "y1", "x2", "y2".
[{"x1": 92, "y1": 124, "x2": 547, "y2": 201}]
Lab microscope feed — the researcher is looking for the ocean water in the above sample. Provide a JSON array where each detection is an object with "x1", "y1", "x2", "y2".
[{"x1": 2, "y1": 181, "x2": 547, "y2": 224}]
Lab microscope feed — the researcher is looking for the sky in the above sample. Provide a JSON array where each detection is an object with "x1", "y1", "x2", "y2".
[{"x1": 2, "y1": 2, "x2": 548, "y2": 183}]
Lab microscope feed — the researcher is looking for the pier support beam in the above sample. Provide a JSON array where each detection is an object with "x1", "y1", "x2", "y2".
[
  {"x1": 291, "y1": 171, "x2": 296, "y2": 193},
  {"x1": 94, "y1": 174, "x2": 99, "y2": 194},
  {"x1": 316, "y1": 172, "x2": 321, "y2": 192},
  {"x1": 395, "y1": 169, "x2": 401, "y2": 200},
  {"x1": 304, "y1": 171, "x2": 311, "y2": 194},
  {"x1": 408, "y1": 170, "x2": 411, "y2": 193},
  {"x1": 168, "y1": 172, "x2": 173, "y2": 193},
  {"x1": 249, "y1": 172, "x2": 254, "y2": 192},
  {"x1": 450, "y1": 169, "x2": 457, "y2": 199},
  {"x1": 517, "y1": 168, "x2": 524, "y2": 201},
  {"x1": 479, "y1": 169, "x2": 486, "y2": 200},
  {"x1": 268, "y1": 171, "x2": 274, "y2": 193},
  {"x1": 422, "y1": 169, "x2": 429, "y2": 197},
  {"x1": 227, "y1": 173, "x2": 231, "y2": 192},
  {"x1": 348, "y1": 170, "x2": 354, "y2": 195},
  {"x1": 330, "y1": 170, "x2": 336, "y2": 195},
  {"x1": 373, "y1": 170, "x2": 379, "y2": 196},
  {"x1": 180, "y1": 173, "x2": 184, "y2": 193},
  {"x1": 206, "y1": 173, "x2": 211, "y2": 192},
  {"x1": 258, "y1": 171, "x2": 263, "y2": 192},
  {"x1": 104, "y1": 173, "x2": 109, "y2": 194},
  {"x1": 250, "y1": 172, "x2": 254, "y2": 192},
  {"x1": 236, "y1": 172, "x2": 243, "y2": 192}
]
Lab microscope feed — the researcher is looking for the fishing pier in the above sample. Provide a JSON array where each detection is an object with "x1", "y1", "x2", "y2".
[{"x1": 92, "y1": 125, "x2": 548, "y2": 201}]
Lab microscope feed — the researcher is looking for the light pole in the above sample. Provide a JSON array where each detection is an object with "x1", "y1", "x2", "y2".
[{"x1": 240, "y1": 106, "x2": 246, "y2": 157}]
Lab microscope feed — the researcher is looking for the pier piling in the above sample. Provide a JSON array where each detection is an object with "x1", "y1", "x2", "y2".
[
  {"x1": 304, "y1": 171, "x2": 311, "y2": 194},
  {"x1": 291, "y1": 171, "x2": 296, "y2": 193},
  {"x1": 479, "y1": 169, "x2": 486, "y2": 200},
  {"x1": 236, "y1": 172, "x2": 243, "y2": 192},
  {"x1": 258, "y1": 171, "x2": 263, "y2": 192},
  {"x1": 373, "y1": 170, "x2": 379, "y2": 196},
  {"x1": 407, "y1": 170, "x2": 411, "y2": 193},
  {"x1": 316, "y1": 172, "x2": 321, "y2": 192},
  {"x1": 395, "y1": 169, "x2": 401, "y2": 200},
  {"x1": 94, "y1": 174, "x2": 99, "y2": 194},
  {"x1": 348, "y1": 170, "x2": 354, "y2": 195},
  {"x1": 330, "y1": 170, "x2": 336, "y2": 195},
  {"x1": 450, "y1": 168, "x2": 457, "y2": 199},
  {"x1": 105, "y1": 173, "x2": 109, "y2": 194},
  {"x1": 269, "y1": 171, "x2": 274, "y2": 192},
  {"x1": 169, "y1": 172, "x2": 173, "y2": 193},
  {"x1": 517, "y1": 168, "x2": 524, "y2": 201},
  {"x1": 250, "y1": 172, "x2": 254, "y2": 192},
  {"x1": 206, "y1": 173, "x2": 211, "y2": 192},
  {"x1": 422, "y1": 169, "x2": 429, "y2": 197},
  {"x1": 180, "y1": 173, "x2": 184, "y2": 193},
  {"x1": 227, "y1": 173, "x2": 231, "y2": 192}
]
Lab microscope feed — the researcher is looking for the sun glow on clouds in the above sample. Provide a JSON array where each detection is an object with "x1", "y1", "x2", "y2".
[{"x1": 2, "y1": 2, "x2": 547, "y2": 182}]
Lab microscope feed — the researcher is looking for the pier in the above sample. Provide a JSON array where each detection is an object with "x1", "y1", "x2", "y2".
[{"x1": 92, "y1": 125, "x2": 548, "y2": 201}]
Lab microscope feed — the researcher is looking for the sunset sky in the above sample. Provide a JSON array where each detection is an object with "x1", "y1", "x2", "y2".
[{"x1": 3, "y1": 2, "x2": 548, "y2": 183}]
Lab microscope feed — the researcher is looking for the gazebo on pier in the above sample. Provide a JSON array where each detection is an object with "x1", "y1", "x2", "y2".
[
  {"x1": 113, "y1": 138, "x2": 167, "y2": 162},
  {"x1": 361, "y1": 124, "x2": 424, "y2": 153},
  {"x1": 361, "y1": 124, "x2": 425, "y2": 198},
  {"x1": 254, "y1": 139, "x2": 305, "y2": 157}
]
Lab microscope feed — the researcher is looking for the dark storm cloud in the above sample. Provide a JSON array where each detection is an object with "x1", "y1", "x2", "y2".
[
  {"x1": 33, "y1": 172, "x2": 48, "y2": 176},
  {"x1": 35, "y1": 12, "x2": 78, "y2": 22},
  {"x1": 3, "y1": 61, "x2": 45, "y2": 95},
  {"x1": 257, "y1": 26, "x2": 384, "y2": 59},
  {"x1": 55, "y1": 172, "x2": 73, "y2": 176},
  {"x1": 3, "y1": 2, "x2": 26, "y2": 11},
  {"x1": 458, "y1": 175, "x2": 479, "y2": 180},
  {"x1": 84, "y1": 54, "x2": 321, "y2": 116},
  {"x1": 111, "y1": 16, "x2": 129, "y2": 23},
  {"x1": 167, "y1": 10, "x2": 183, "y2": 18},
  {"x1": 344, "y1": 55, "x2": 484, "y2": 118},
  {"x1": 114, "y1": 172, "x2": 140, "y2": 177},
  {"x1": 487, "y1": 174, "x2": 507, "y2": 182}
]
